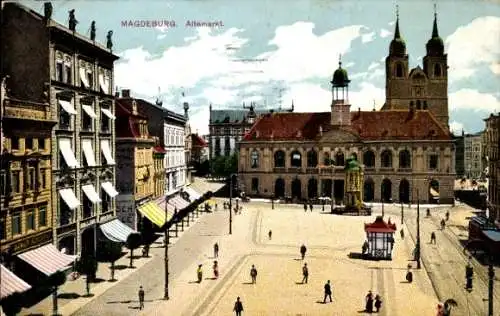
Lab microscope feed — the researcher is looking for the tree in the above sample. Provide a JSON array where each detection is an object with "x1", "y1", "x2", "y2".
[
  {"x1": 76, "y1": 255, "x2": 98, "y2": 296},
  {"x1": 126, "y1": 233, "x2": 142, "y2": 268},
  {"x1": 224, "y1": 153, "x2": 238, "y2": 175},
  {"x1": 101, "y1": 241, "x2": 123, "y2": 281}
]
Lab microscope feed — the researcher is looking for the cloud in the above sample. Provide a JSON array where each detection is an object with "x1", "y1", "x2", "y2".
[
  {"x1": 490, "y1": 63, "x2": 500, "y2": 74},
  {"x1": 157, "y1": 34, "x2": 167, "y2": 40},
  {"x1": 449, "y1": 121, "x2": 465, "y2": 135},
  {"x1": 446, "y1": 16, "x2": 500, "y2": 82},
  {"x1": 379, "y1": 28, "x2": 392, "y2": 38},
  {"x1": 362, "y1": 31, "x2": 376, "y2": 43},
  {"x1": 349, "y1": 82, "x2": 385, "y2": 110},
  {"x1": 449, "y1": 89, "x2": 500, "y2": 112},
  {"x1": 350, "y1": 68, "x2": 384, "y2": 81},
  {"x1": 367, "y1": 62, "x2": 380, "y2": 70},
  {"x1": 388, "y1": 21, "x2": 395, "y2": 26}
]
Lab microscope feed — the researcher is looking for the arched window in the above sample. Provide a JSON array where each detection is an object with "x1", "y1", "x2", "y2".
[
  {"x1": 409, "y1": 101, "x2": 414, "y2": 109},
  {"x1": 434, "y1": 64, "x2": 442, "y2": 77},
  {"x1": 351, "y1": 152, "x2": 358, "y2": 161},
  {"x1": 363, "y1": 150, "x2": 375, "y2": 167},
  {"x1": 274, "y1": 150, "x2": 285, "y2": 168},
  {"x1": 396, "y1": 63, "x2": 403, "y2": 77},
  {"x1": 335, "y1": 152, "x2": 344, "y2": 166},
  {"x1": 307, "y1": 150, "x2": 318, "y2": 167},
  {"x1": 416, "y1": 100, "x2": 421, "y2": 110},
  {"x1": 323, "y1": 152, "x2": 331, "y2": 165},
  {"x1": 250, "y1": 150, "x2": 259, "y2": 168},
  {"x1": 399, "y1": 149, "x2": 411, "y2": 169},
  {"x1": 381, "y1": 150, "x2": 393, "y2": 168},
  {"x1": 423, "y1": 101, "x2": 428, "y2": 110},
  {"x1": 291, "y1": 150, "x2": 302, "y2": 168}
]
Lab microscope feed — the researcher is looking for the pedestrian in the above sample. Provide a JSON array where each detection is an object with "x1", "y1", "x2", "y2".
[
  {"x1": 268, "y1": 230, "x2": 272, "y2": 240},
  {"x1": 441, "y1": 219, "x2": 446, "y2": 230},
  {"x1": 374, "y1": 294, "x2": 382, "y2": 312},
  {"x1": 430, "y1": 231, "x2": 436, "y2": 244},
  {"x1": 233, "y1": 296, "x2": 244, "y2": 316},
  {"x1": 323, "y1": 280, "x2": 332, "y2": 303},
  {"x1": 406, "y1": 264, "x2": 413, "y2": 283},
  {"x1": 250, "y1": 264, "x2": 258, "y2": 284},
  {"x1": 303, "y1": 203, "x2": 307, "y2": 212},
  {"x1": 400, "y1": 228, "x2": 405, "y2": 239},
  {"x1": 365, "y1": 290, "x2": 374, "y2": 313},
  {"x1": 213, "y1": 260, "x2": 219, "y2": 279},
  {"x1": 445, "y1": 211, "x2": 450, "y2": 221},
  {"x1": 215, "y1": 203, "x2": 218, "y2": 211},
  {"x1": 302, "y1": 263, "x2": 309, "y2": 284},
  {"x1": 214, "y1": 242, "x2": 219, "y2": 258},
  {"x1": 300, "y1": 244, "x2": 307, "y2": 260},
  {"x1": 362, "y1": 240, "x2": 369, "y2": 255},
  {"x1": 309, "y1": 202, "x2": 313, "y2": 212},
  {"x1": 197, "y1": 264, "x2": 203, "y2": 283},
  {"x1": 138, "y1": 286, "x2": 145, "y2": 310}
]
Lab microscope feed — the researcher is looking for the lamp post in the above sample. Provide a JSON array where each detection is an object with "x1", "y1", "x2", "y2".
[
  {"x1": 164, "y1": 197, "x2": 171, "y2": 300},
  {"x1": 416, "y1": 188, "x2": 421, "y2": 269},
  {"x1": 401, "y1": 202, "x2": 404, "y2": 225},
  {"x1": 271, "y1": 194, "x2": 274, "y2": 209},
  {"x1": 229, "y1": 174, "x2": 236, "y2": 235}
]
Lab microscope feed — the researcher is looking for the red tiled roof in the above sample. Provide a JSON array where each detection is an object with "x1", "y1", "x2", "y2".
[
  {"x1": 191, "y1": 134, "x2": 207, "y2": 147},
  {"x1": 242, "y1": 110, "x2": 451, "y2": 141},
  {"x1": 153, "y1": 145, "x2": 166, "y2": 153},
  {"x1": 364, "y1": 216, "x2": 397, "y2": 233},
  {"x1": 115, "y1": 99, "x2": 151, "y2": 139}
]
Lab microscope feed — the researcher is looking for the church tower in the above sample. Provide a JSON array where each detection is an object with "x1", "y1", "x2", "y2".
[
  {"x1": 423, "y1": 5, "x2": 449, "y2": 128},
  {"x1": 331, "y1": 57, "x2": 351, "y2": 127},
  {"x1": 383, "y1": 5, "x2": 410, "y2": 110}
]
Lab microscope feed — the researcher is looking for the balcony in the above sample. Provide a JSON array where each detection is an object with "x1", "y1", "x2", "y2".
[
  {"x1": 306, "y1": 167, "x2": 319, "y2": 174},
  {"x1": 273, "y1": 167, "x2": 286, "y2": 173},
  {"x1": 288, "y1": 167, "x2": 302, "y2": 173}
]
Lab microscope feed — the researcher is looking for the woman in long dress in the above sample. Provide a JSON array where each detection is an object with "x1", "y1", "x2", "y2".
[{"x1": 365, "y1": 291, "x2": 374, "y2": 313}]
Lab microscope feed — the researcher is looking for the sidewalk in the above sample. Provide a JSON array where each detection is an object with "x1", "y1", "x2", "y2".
[{"x1": 20, "y1": 211, "x2": 206, "y2": 316}]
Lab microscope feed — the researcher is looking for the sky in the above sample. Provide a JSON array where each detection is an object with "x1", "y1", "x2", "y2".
[{"x1": 17, "y1": 0, "x2": 500, "y2": 135}]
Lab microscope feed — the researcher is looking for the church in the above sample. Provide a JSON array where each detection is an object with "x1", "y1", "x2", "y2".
[{"x1": 237, "y1": 9, "x2": 456, "y2": 204}]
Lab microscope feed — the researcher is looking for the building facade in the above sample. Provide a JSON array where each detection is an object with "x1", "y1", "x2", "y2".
[
  {"x1": 191, "y1": 133, "x2": 209, "y2": 164},
  {"x1": 238, "y1": 11, "x2": 455, "y2": 204},
  {"x1": 463, "y1": 132, "x2": 485, "y2": 179},
  {"x1": 208, "y1": 102, "x2": 293, "y2": 160},
  {"x1": 115, "y1": 98, "x2": 156, "y2": 231},
  {"x1": 0, "y1": 78, "x2": 55, "y2": 263},
  {"x1": 484, "y1": 114, "x2": 499, "y2": 224},
  {"x1": 453, "y1": 132, "x2": 465, "y2": 178},
  {"x1": 2, "y1": 3, "x2": 120, "y2": 256}
]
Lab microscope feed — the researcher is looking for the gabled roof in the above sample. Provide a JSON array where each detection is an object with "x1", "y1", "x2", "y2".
[
  {"x1": 115, "y1": 99, "x2": 151, "y2": 139},
  {"x1": 242, "y1": 110, "x2": 451, "y2": 141},
  {"x1": 191, "y1": 134, "x2": 207, "y2": 147}
]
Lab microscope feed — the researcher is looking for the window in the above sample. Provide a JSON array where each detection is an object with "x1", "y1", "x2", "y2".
[
  {"x1": 251, "y1": 178, "x2": 259, "y2": 192},
  {"x1": 399, "y1": 150, "x2": 411, "y2": 169},
  {"x1": 396, "y1": 63, "x2": 403, "y2": 77},
  {"x1": 335, "y1": 152, "x2": 345, "y2": 166},
  {"x1": 56, "y1": 62, "x2": 63, "y2": 82},
  {"x1": 59, "y1": 106, "x2": 71, "y2": 129},
  {"x1": 214, "y1": 138, "x2": 221, "y2": 157},
  {"x1": 101, "y1": 115, "x2": 110, "y2": 133},
  {"x1": 59, "y1": 152, "x2": 68, "y2": 170},
  {"x1": 434, "y1": 64, "x2": 442, "y2": 77},
  {"x1": 423, "y1": 101, "x2": 428, "y2": 110},
  {"x1": 59, "y1": 196, "x2": 72, "y2": 226},
  {"x1": 323, "y1": 152, "x2": 331, "y2": 165},
  {"x1": 416, "y1": 100, "x2": 421, "y2": 110},
  {"x1": 307, "y1": 150, "x2": 318, "y2": 167},
  {"x1": 0, "y1": 218, "x2": 5, "y2": 240},
  {"x1": 291, "y1": 151, "x2": 302, "y2": 168},
  {"x1": 82, "y1": 108, "x2": 92, "y2": 131},
  {"x1": 274, "y1": 150, "x2": 285, "y2": 168},
  {"x1": 82, "y1": 194, "x2": 93, "y2": 219},
  {"x1": 11, "y1": 212, "x2": 21, "y2": 236},
  {"x1": 429, "y1": 154, "x2": 439, "y2": 170},
  {"x1": 224, "y1": 138, "x2": 231, "y2": 156},
  {"x1": 11, "y1": 137, "x2": 19, "y2": 150},
  {"x1": 251, "y1": 150, "x2": 259, "y2": 168},
  {"x1": 38, "y1": 138, "x2": 45, "y2": 150},
  {"x1": 11, "y1": 171, "x2": 20, "y2": 193},
  {"x1": 25, "y1": 138, "x2": 33, "y2": 150},
  {"x1": 363, "y1": 151, "x2": 375, "y2": 167},
  {"x1": 39, "y1": 205, "x2": 47, "y2": 227},
  {"x1": 0, "y1": 171, "x2": 6, "y2": 195},
  {"x1": 65, "y1": 64, "x2": 72, "y2": 84},
  {"x1": 381, "y1": 150, "x2": 393, "y2": 168},
  {"x1": 409, "y1": 101, "x2": 414, "y2": 109},
  {"x1": 87, "y1": 72, "x2": 94, "y2": 89},
  {"x1": 26, "y1": 209, "x2": 35, "y2": 231},
  {"x1": 26, "y1": 164, "x2": 36, "y2": 191}
]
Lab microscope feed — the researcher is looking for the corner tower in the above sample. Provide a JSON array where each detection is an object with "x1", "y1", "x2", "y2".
[
  {"x1": 383, "y1": 6, "x2": 410, "y2": 110},
  {"x1": 423, "y1": 5, "x2": 449, "y2": 129},
  {"x1": 331, "y1": 56, "x2": 351, "y2": 127}
]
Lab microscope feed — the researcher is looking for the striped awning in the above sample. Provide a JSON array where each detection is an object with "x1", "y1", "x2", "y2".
[
  {"x1": 17, "y1": 244, "x2": 77, "y2": 276},
  {"x1": 430, "y1": 188, "x2": 439, "y2": 197},
  {"x1": 137, "y1": 201, "x2": 166, "y2": 227},
  {"x1": 0, "y1": 264, "x2": 31, "y2": 299},
  {"x1": 100, "y1": 218, "x2": 138, "y2": 243},
  {"x1": 184, "y1": 187, "x2": 202, "y2": 201},
  {"x1": 156, "y1": 199, "x2": 176, "y2": 221},
  {"x1": 170, "y1": 195, "x2": 190, "y2": 210}
]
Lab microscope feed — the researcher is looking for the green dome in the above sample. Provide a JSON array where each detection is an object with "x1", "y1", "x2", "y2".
[
  {"x1": 344, "y1": 157, "x2": 361, "y2": 171},
  {"x1": 331, "y1": 62, "x2": 350, "y2": 87}
]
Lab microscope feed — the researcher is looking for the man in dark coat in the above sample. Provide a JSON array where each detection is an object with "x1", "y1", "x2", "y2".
[
  {"x1": 300, "y1": 244, "x2": 307, "y2": 260},
  {"x1": 214, "y1": 242, "x2": 219, "y2": 258},
  {"x1": 250, "y1": 265, "x2": 258, "y2": 284},
  {"x1": 323, "y1": 280, "x2": 332, "y2": 303},
  {"x1": 138, "y1": 286, "x2": 145, "y2": 310},
  {"x1": 302, "y1": 263, "x2": 309, "y2": 284},
  {"x1": 233, "y1": 296, "x2": 244, "y2": 316}
]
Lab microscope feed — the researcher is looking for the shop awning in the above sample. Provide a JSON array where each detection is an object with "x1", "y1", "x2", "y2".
[
  {"x1": 156, "y1": 199, "x2": 176, "y2": 221},
  {"x1": 58, "y1": 99, "x2": 77, "y2": 115},
  {"x1": 17, "y1": 244, "x2": 77, "y2": 276},
  {"x1": 101, "y1": 181, "x2": 119, "y2": 198},
  {"x1": 101, "y1": 108, "x2": 116, "y2": 120},
  {"x1": 184, "y1": 187, "x2": 202, "y2": 201},
  {"x1": 100, "y1": 218, "x2": 137, "y2": 243},
  {"x1": 430, "y1": 188, "x2": 439, "y2": 197},
  {"x1": 59, "y1": 138, "x2": 80, "y2": 168},
  {"x1": 101, "y1": 140, "x2": 115, "y2": 165},
  {"x1": 81, "y1": 139, "x2": 96, "y2": 166},
  {"x1": 81, "y1": 104, "x2": 97, "y2": 119},
  {"x1": 79, "y1": 68, "x2": 89, "y2": 88},
  {"x1": 82, "y1": 184, "x2": 101, "y2": 203},
  {"x1": 170, "y1": 195, "x2": 190, "y2": 210},
  {"x1": 59, "y1": 188, "x2": 81, "y2": 210},
  {"x1": 0, "y1": 264, "x2": 31, "y2": 299},
  {"x1": 137, "y1": 202, "x2": 166, "y2": 227}
]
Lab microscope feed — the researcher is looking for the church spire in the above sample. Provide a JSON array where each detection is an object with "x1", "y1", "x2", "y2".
[
  {"x1": 394, "y1": 5, "x2": 401, "y2": 39},
  {"x1": 432, "y1": 3, "x2": 439, "y2": 38}
]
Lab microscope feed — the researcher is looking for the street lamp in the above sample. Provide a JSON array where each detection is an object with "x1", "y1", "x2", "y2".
[
  {"x1": 229, "y1": 173, "x2": 237, "y2": 235},
  {"x1": 163, "y1": 197, "x2": 172, "y2": 300},
  {"x1": 271, "y1": 194, "x2": 274, "y2": 209},
  {"x1": 401, "y1": 202, "x2": 404, "y2": 225},
  {"x1": 415, "y1": 188, "x2": 421, "y2": 269}
]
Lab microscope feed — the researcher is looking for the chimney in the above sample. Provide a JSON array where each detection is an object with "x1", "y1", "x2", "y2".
[
  {"x1": 122, "y1": 89, "x2": 130, "y2": 98},
  {"x1": 114, "y1": 91, "x2": 120, "y2": 98}
]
